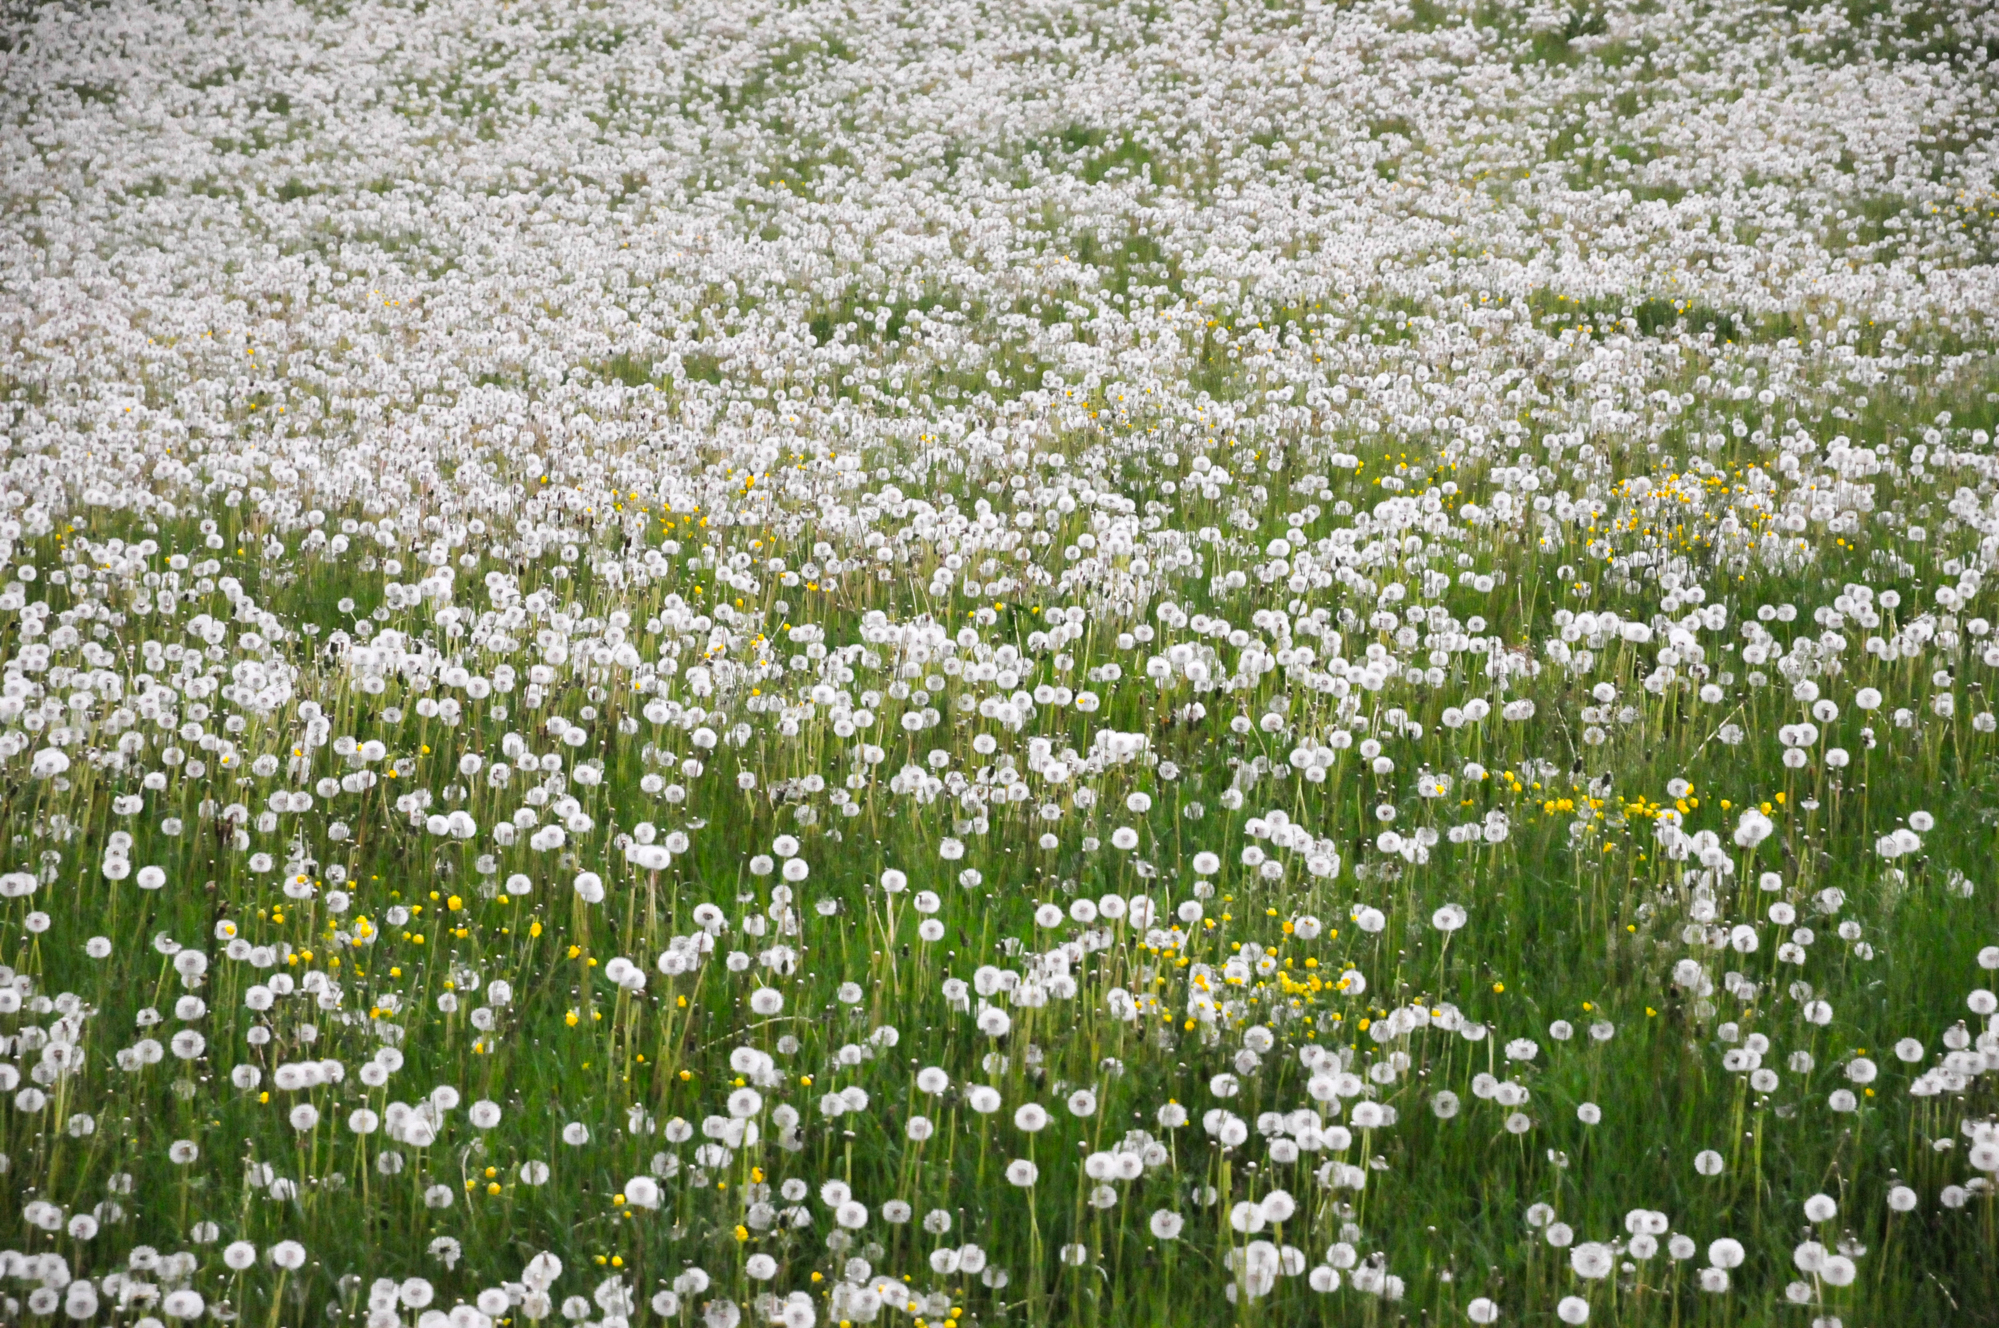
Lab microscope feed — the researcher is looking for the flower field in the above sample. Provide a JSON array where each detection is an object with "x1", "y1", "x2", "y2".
[{"x1": 2, "y1": 0, "x2": 1999, "y2": 1322}]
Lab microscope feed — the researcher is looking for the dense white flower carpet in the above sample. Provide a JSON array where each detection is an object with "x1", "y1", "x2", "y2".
[{"x1": 2, "y1": 0, "x2": 1999, "y2": 1323}]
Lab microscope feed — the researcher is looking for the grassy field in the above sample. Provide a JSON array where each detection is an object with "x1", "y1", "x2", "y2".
[{"x1": 2, "y1": 0, "x2": 1999, "y2": 1324}]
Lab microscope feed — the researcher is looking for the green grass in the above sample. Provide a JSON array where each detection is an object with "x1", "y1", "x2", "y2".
[{"x1": 3, "y1": 414, "x2": 1996, "y2": 1323}]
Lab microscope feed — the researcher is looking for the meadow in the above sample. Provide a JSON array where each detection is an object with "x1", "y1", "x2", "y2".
[{"x1": 2, "y1": 0, "x2": 1999, "y2": 1323}]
